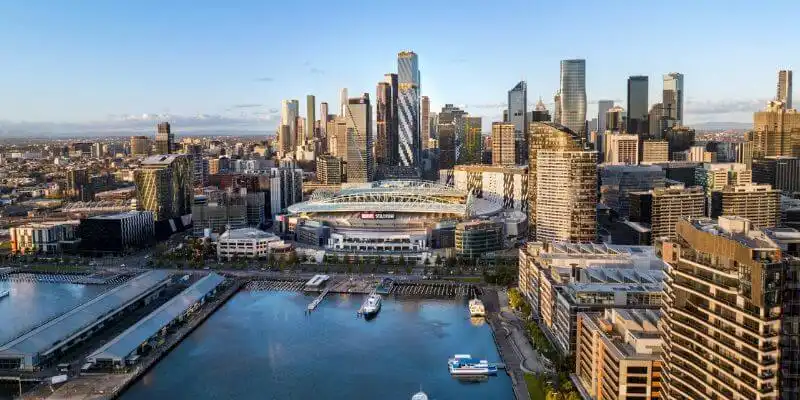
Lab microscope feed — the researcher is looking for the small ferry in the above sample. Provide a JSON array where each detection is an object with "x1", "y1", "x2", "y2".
[
  {"x1": 362, "y1": 293, "x2": 382, "y2": 317},
  {"x1": 448, "y1": 354, "x2": 498, "y2": 376},
  {"x1": 469, "y1": 298, "x2": 485, "y2": 317},
  {"x1": 0, "y1": 290, "x2": 9, "y2": 300}
]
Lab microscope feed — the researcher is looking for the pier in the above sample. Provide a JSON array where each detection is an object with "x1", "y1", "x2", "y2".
[
  {"x1": 243, "y1": 277, "x2": 478, "y2": 299},
  {"x1": 244, "y1": 279, "x2": 305, "y2": 291},
  {"x1": 0, "y1": 273, "x2": 132, "y2": 285},
  {"x1": 307, "y1": 288, "x2": 330, "y2": 312}
]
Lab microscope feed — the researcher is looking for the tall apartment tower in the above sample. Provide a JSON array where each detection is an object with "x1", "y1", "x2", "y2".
[
  {"x1": 535, "y1": 149, "x2": 597, "y2": 242},
  {"x1": 604, "y1": 133, "x2": 639, "y2": 164},
  {"x1": 715, "y1": 183, "x2": 781, "y2": 228},
  {"x1": 339, "y1": 88, "x2": 348, "y2": 117},
  {"x1": 641, "y1": 140, "x2": 669, "y2": 164},
  {"x1": 751, "y1": 100, "x2": 800, "y2": 158},
  {"x1": 134, "y1": 154, "x2": 192, "y2": 221},
  {"x1": 663, "y1": 73, "x2": 684, "y2": 125},
  {"x1": 421, "y1": 95, "x2": 430, "y2": 150},
  {"x1": 596, "y1": 100, "x2": 614, "y2": 135},
  {"x1": 777, "y1": 69, "x2": 793, "y2": 109},
  {"x1": 660, "y1": 217, "x2": 784, "y2": 400},
  {"x1": 155, "y1": 122, "x2": 173, "y2": 154},
  {"x1": 508, "y1": 81, "x2": 527, "y2": 164},
  {"x1": 462, "y1": 116, "x2": 482, "y2": 164},
  {"x1": 553, "y1": 91, "x2": 562, "y2": 125},
  {"x1": 735, "y1": 141, "x2": 754, "y2": 168},
  {"x1": 527, "y1": 122, "x2": 587, "y2": 239},
  {"x1": 648, "y1": 103, "x2": 666, "y2": 138},
  {"x1": 280, "y1": 99, "x2": 300, "y2": 149},
  {"x1": 319, "y1": 102, "x2": 329, "y2": 139},
  {"x1": 375, "y1": 81, "x2": 392, "y2": 166},
  {"x1": 130, "y1": 136, "x2": 151, "y2": 156},
  {"x1": 605, "y1": 105, "x2": 625, "y2": 132},
  {"x1": 397, "y1": 51, "x2": 421, "y2": 168},
  {"x1": 269, "y1": 159, "x2": 303, "y2": 216},
  {"x1": 385, "y1": 73, "x2": 399, "y2": 164},
  {"x1": 491, "y1": 123, "x2": 516, "y2": 166},
  {"x1": 345, "y1": 93, "x2": 373, "y2": 183},
  {"x1": 629, "y1": 185, "x2": 705, "y2": 240},
  {"x1": 438, "y1": 124, "x2": 456, "y2": 170},
  {"x1": 306, "y1": 95, "x2": 315, "y2": 143},
  {"x1": 627, "y1": 76, "x2": 649, "y2": 135},
  {"x1": 559, "y1": 59, "x2": 587, "y2": 137}
]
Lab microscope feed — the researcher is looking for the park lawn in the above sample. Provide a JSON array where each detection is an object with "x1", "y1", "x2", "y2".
[{"x1": 525, "y1": 374, "x2": 548, "y2": 400}]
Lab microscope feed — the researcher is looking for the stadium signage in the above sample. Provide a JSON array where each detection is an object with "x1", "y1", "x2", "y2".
[{"x1": 360, "y1": 212, "x2": 395, "y2": 220}]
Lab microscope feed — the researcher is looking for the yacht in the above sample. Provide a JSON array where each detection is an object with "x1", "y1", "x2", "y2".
[
  {"x1": 448, "y1": 354, "x2": 497, "y2": 376},
  {"x1": 362, "y1": 293, "x2": 382, "y2": 317},
  {"x1": 469, "y1": 298, "x2": 485, "y2": 317}
]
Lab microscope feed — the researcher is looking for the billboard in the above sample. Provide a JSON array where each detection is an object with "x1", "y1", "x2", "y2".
[{"x1": 360, "y1": 213, "x2": 395, "y2": 220}]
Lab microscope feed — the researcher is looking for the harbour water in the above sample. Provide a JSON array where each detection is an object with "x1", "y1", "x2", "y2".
[
  {"x1": 121, "y1": 291, "x2": 513, "y2": 400},
  {"x1": 0, "y1": 281, "x2": 109, "y2": 344}
]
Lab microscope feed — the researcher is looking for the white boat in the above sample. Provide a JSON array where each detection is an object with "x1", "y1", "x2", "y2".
[
  {"x1": 0, "y1": 290, "x2": 9, "y2": 300},
  {"x1": 448, "y1": 354, "x2": 498, "y2": 376},
  {"x1": 362, "y1": 294, "x2": 382, "y2": 317},
  {"x1": 469, "y1": 298, "x2": 485, "y2": 317}
]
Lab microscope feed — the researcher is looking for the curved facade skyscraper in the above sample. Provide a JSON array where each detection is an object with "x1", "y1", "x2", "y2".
[
  {"x1": 398, "y1": 51, "x2": 420, "y2": 167},
  {"x1": 559, "y1": 59, "x2": 587, "y2": 136}
]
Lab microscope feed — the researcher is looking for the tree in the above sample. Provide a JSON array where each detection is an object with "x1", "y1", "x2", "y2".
[{"x1": 508, "y1": 288, "x2": 524, "y2": 310}]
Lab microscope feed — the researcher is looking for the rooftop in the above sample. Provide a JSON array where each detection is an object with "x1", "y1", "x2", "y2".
[
  {"x1": 689, "y1": 217, "x2": 778, "y2": 250},
  {"x1": 141, "y1": 154, "x2": 185, "y2": 166},
  {"x1": 219, "y1": 227, "x2": 277, "y2": 240},
  {"x1": 89, "y1": 211, "x2": 152, "y2": 220},
  {"x1": 86, "y1": 273, "x2": 224, "y2": 363},
  {"x1": 0, "y1": 271, "x2": 171, "y2": 361},
  {"x1": 582, "y1": 309, "x2": 663, "y2": 359}
]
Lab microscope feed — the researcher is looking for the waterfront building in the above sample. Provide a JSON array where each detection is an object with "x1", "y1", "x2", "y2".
[
  {"x1": 660, "y1": 217, "x2": 783, "y2": 400},
  {"x1": 442, "y1": 164, "x2": 528, "y2": 213},
  {"x1": 599, "y1": 164, "x2": 665, "y2": 218},
  {"x1": 0, "y1": 271, "x2": 172, "y2": 371},
  {"x1": 662, "y1": 73, "x2": 684, "y2": 125},
  {"x1": 560, "y1": 60, "x2": 587, "y2": 136},
  {"x1": 777, "y1": 69, "x2": 793, "y2": 109},
  {"x1": 751, "y1": 100, "x2": 800, "y2": 158},
  {"x1": 316, "y1": 155, "x2": 342, "y2": 185},
  {"x1": 134, "y1": 154, "x2": 193, "y2": 221},
  {"x1": 575, "y1": 309, "x2": 663, "y2": 400},
  {"x1": 629, "y1": 185, "x2": 705, "y2": 242},
  {"x1": 527, "y1": 122, "x2": 588, "y2": 239},
  {"x1": 78, "y1": 211, "x2": 155, "y2": 255},
  {"x1": 216, "y1": 228, "x2": 288, "y2": 260},
  {"x1": 345, "y1": 93, "x2": 374, "y2": 183},
  {"x1": 536, "y1": 150, "x2": 597, "y2": 242},
  {"x1": 398, "y1": 51, "x2": 420, "y2": 168},
  {"x1": 641, "y1": 140, "x2": 669, "y2": 164},
  {"x1": 155, "y1": 122, "x2": 173, "y2": 154},
  {"x1": 10, "y1": 221, "x2": 79, "y2": 254},
  {"x1": 627, "y1": 76, "x2": 649, "y2": 135},
  {"x1": 86, "y1": 273, "x2": 225, "y2": 370},
  {"x1": 454, "y1": 220, "x2": 504, "y2": 258},
  {"x1": 491, "y1": 122, "x2": 516, "y2": 166}
]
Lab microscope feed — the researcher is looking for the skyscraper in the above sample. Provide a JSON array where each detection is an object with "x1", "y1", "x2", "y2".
[
  {"x1": 508, "y1": 81, "x2": 527, "y2": 164},
  {"x1": 461, "y1": 116, "x2": 482, "y2": 164},
  {"x1": 559, "y1": 59, "x2": 587, "y2": 136},
  {"x1": 596, "y1": 100, "x2": 614, "y2": 135},
  {"x1": 421, "y1": 95, "x2": 430, "y2": 150},
  {"x1": 527, "y1": 122, "x2": 588, "y2": 239},
  {"x1": 345, "y1": 93, "x2": 373, "y2": 183},
  {"x1": 627, "y1": 76, "x2": 649, "y2": 134},
  {"x1": 280, "y1": 99, "x2": 300, "y2": 149},
  {"x1": 751, "y1": 100, "x2": 800, "y2": 158},
  {"x1": 660, "y1": 217, "x2": 783, "y2": 400},
  {"x1": 491, "y1": 123, "x2": 515, "y2": 166},
  {"x1": 385, "y1": 73, "x2": 399, "y2": 165},
  {"x1": 553, "y1": 92, "x2": 562, "y2": 125},
  {"x1": 662, "y1": 72, "x2": 684, "y2": 125},
  {"x1": 605, "y1": 105, "x2": 625, "y2": 132},
  {"x1": 535, "y1": 149, "x2": 597, "y2": 242},
  {"x1": 135, "y1": 154, "x2": 192, "y2": 221},
  {"x1": 778, "y1": 69, "x2": 793, "y2": 109},
  {"x1": 319, "y1": 102, "x2": 329, "y2": 139},
  {"x1": 648, "y1": 103, "x2": 666, "y2": 138},
  {"x1": 306, "y1": 95, "x2": 315, "y2": 143},
  {"x1": 398, "y1": 51, "x2": 420, "y2": 168},
  {"x1": 529, "y1": 99, "x2": 551, "y2": 122},
  {"x1": 130, "y1": 136, "x2": 151, "y2": 156},
  {"x1": 438, "y1": 124, "x2": 456, "y2": 170},
  {"x1": 375, "y1": 81, "x2": 392, "y2": 166},
  {"x1": 339, "y1": 88, "x2": 348, "y2": 117},
  {"x1": 155, "y1": 122, "x2": 173, "y2": 154}
]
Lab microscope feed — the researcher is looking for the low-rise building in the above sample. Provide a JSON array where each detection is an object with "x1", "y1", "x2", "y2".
[
  {"x1": 455, "y1": 220, "x2": 504, "y2": 258},
  {"x1": 10, "y1": 221, "x2": 79, "y2": 254},
  {"x1": 78, "y1": 211, "x2": 155, "y2": 255},
  {"x1": 575, "y1": 309, "x2": 663, "y2": 400},
  {"x1": 216, "y1": 228, "x2": 288, "y2": 260}
]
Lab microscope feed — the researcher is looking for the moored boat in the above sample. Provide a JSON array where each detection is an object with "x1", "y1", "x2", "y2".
[
  {"x1": 448, "y1": 354, "x2": 498, "y2": 376},
  {"x1": 362, "y1": 293, "x2": 382, "y2": 317},
  {"x1": 468, "y1": 298, "x2": 485, "y2": 317}
]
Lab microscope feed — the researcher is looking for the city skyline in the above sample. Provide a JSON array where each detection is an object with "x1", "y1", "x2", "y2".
[{"x1": 0, "y1": 1, "x2": 797, "y2": 135}]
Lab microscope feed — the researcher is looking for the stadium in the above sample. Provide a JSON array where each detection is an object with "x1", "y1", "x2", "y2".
[{"x1": 286, "y1": 180, "x2": 522, "y2": 261}]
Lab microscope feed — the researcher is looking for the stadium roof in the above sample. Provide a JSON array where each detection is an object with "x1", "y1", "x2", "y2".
[
  {"x1": 0, "y1": 271, "x2": 171, "y2": 361},
  {"x1": 86, "y1": 273, "x2": 224, "y2": 363}
]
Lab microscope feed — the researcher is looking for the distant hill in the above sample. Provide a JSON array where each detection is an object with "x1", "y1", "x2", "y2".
[{"x1": 690, "y1": 121, "x2": 752, "y2": 131}]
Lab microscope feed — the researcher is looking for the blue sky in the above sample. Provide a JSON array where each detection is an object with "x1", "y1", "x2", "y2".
[{"x1": 0, "y1": 0, "x2": 797, "y2": 133}]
